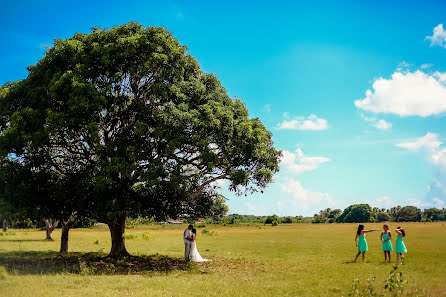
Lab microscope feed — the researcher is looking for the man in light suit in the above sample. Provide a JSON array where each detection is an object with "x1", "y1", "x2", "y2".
[{"x1": 184, "y1": 224, "x2": 194, "y2": 261}]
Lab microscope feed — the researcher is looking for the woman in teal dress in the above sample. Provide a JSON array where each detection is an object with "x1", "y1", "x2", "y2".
[
  {"x1": 354, "y1": 224, "x2": 380, "y2": 262},
  {"x1": 380, "y1": 224, "x2": 393, "y2": 263},
  {"x1": 395, "y1": 227, "x2": 407, "y2": 263}
]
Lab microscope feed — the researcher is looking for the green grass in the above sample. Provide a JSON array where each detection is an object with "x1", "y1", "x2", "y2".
[{"x1": 0, "y1": 223, "x2": 445, "y2": 296}]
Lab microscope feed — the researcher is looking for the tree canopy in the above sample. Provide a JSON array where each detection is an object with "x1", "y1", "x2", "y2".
[{"x1": 336, "y1": 204, "x2": 376, "y2": 223}]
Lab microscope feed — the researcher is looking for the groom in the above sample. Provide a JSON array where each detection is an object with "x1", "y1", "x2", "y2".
[{"x1": 183, "y1": 224, "x2": 194, "y2": 261}]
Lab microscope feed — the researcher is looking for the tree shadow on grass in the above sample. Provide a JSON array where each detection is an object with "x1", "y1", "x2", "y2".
[{"x1": 0, "y1": 251, "x2": 192, "y2": 275}]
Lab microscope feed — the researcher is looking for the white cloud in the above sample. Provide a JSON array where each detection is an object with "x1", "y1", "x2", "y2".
[
  {"x1": 280, "y1": 148, "x2": 330, "y2": 174},
  {"x1": 408, "y1": 197, "x2": 445, "y2": 208},
  {"x1": 421, "y1": 63, "x2": 433, "y2": 69},
  {"x1": 434, "y1": 71, "x2": 446, "y2": 82},
  {"x1": 367, "y1": 196, "x2": 396, "y2": 209},
  {"x1": 276, "y1": 114, "x2": 328, "y2": 130},
  {"x1": 396, "y1": 61, "x2": 410, "y2": 72},
  {"x1": 360, "y1": 113, "x2": 392, "y2": 130},
  {"x1": 426, "y1": 24, "x2": 446, "y2": 48},
  {"x1": 278, "y1": 178, "x2": 335, "y2": 216},
  {"x1": 355, "y1": 70, "x2": 446, "y2": 117},
  {"x1": 397, "y1": 132, "x2": 446, "y2": 170},
  {"x1": 374, "y1": 119, "x2": 392, "y2": 130},
  {"x1": 282, "y1": 112, "x2": 289, "y2": 118},
  {"x1": 433, "y1": 198, "x2": 445, "y2": 207},
  {"x1": 396, "y1": 132, "x2": 441, "y2": 152},
  {"x1": 263, "y1": 104, "x2": 271, "y2": 113}
]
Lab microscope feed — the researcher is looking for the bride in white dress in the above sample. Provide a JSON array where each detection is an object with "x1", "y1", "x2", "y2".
[{"x1": 189, "y1": 228, "x2": 210, "y2": 262}]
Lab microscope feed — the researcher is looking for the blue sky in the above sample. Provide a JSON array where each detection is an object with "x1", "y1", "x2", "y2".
[{"x1": 2, "y1": 0, "x2": 446, "y2": 216}]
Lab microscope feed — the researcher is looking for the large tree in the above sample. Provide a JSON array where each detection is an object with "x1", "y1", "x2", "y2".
[
  {"x1": 336, "y1": 204, "x2": 376, "y2": 223},
  {"x1": 398, "y1": 206, "x2": 421, "y2": 222},
  {"x1": 0, "y1": 22, "x2": 281, "y2": 257}
]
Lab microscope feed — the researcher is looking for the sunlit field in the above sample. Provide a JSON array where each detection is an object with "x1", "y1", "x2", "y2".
[{"x1": 0, "y1": 222, "x2": 445, "y2": 297}]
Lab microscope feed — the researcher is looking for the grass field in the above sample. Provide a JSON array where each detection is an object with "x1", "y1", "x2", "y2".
[{"x1": 0, "y1": 222, "x2": 445, "y2": 296}]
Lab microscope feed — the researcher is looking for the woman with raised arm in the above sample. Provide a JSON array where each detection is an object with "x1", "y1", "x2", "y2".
[
  {"x1": 354, "y1": 224, "x2": 379, "y2": 262},
  {"x1": 395, "y1": 226, "x2": 407, "y2": 263},
  {"x1": 380, "y1": 224, "x2": 393, "y2": 263}
]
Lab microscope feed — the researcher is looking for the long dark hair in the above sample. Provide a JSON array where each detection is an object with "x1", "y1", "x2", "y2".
[
  {"x1": 192, "y1": 228, "x2": 197, "y2": 235},
  {"x1": 397, "y1": 227, "x2": 405, "y2": 237},
  {"x1": 357, "y1": 224, "x2": 364, "y2": 235}
]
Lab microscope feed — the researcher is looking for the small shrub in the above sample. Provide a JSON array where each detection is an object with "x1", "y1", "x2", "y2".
[
  {"x1": 202, "y1": 229, "x2": 218, "y2": 236},
  {"x1": 140, "y1": 232, "x2": 151, "y2": 240},
  {"x1": 385, "y1": 265, "x2": 406, "y2": 296},
  {"x1": 125, "y1": 233, "x2": 138, "y2": 240},
  {"x1": 93, "y1": 240, "x2": 99, "y2": 245},
  {"x1": 348, "y1": 278, "x2": 360, "y2": 297},
  {"x1": 0, "y1": 266, "x2": 8, "y2": 280},
  {"x1": 124, "y1": 232, "x2": 151, "y2": 240},
  {"x1": 0, "y1": 231, "x2": 16, "y2": 236},
  {"x1": 272, "y1": 220, "x2": 279, "y2": 226},
  {"x1": 197, "y1": 224, "x2": 206, "y2": 228}
]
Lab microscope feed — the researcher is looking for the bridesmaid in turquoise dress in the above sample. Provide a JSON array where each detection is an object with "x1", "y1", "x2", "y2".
[
  {"x1": 380, "y1": 224, "x2": 393, "y2": 263},
  {"x1": 395, "y1": 227, "x2": 407, "y2": 263},
  {"x1": 354, "y1": 224, "x2": 380, "y2": 262}
]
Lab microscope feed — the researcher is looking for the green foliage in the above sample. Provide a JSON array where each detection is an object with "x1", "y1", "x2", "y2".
[
  {"x1": 265, "y1": 215, "x2": 279, "y2": 224},
  {"x1": 398, "y1": 206, "x2": 421, "y2": 222},
  {"x1": 313, "y1": 208, "x2": 342, "y2": 223},
  {"x1": 349, "y1": 278, "x2": 361, "y2": 297},
  {"x1": 125, "y1": 232, "x2": 151, "y2": 240},
  {"x1": 384, "y1": 265, "x2": 406, "y2": 296},
  {"x1": 271, "y1": 220, "x2": 279, "y2": 226},
  {"x1": 0, "y1": 231, "x2": 16, "y2": 236},
  {"x1": 348, "y1": 277, "x2": 382, "y2": 297},
  {"x1": 281, "y1": 217, "x2": 292, "y2": 224},
  {"x1": 126, "y1": 217, "x2": 154, "y2": 228},
  {"x1": 337, "y1": 204, "x2": 376, "y2": 223},
  {"x1": 0, "y1": 266, "x2": 8, "y2": 280},
  {"x1": 376, "y1": 212, "x2": 391, "y2": 222},
  {"x1": 201, "y1": 228, "x2": 217, "y2": 236},
  {"x1": 423, "y1": 208, "x2": 443, "y2": 221}
]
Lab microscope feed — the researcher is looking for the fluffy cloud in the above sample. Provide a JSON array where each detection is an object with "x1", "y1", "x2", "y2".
[
  {"x1": 421, "y1": 63, "x2": 433, "y2": 69},
  {"x1": 278, "y1": 178, "x2": 335, "y2": 216},
  {"x1": 426, "y1": 24, "x2": 446, "y2": 48},
  {"x1": 408, "y1": 197, "x2": 445, "y2": 208},
  {"x1": 434, "y1": 71, "x2": 446, "y2": 82},
  {"x1": 276, "y1": 114, "x2": 328, "y2": 130},
  {"x1": 367, "y1": 196, "x2": 396, "y2": 209},
  {"x1": 355, "y1": 70, "x2": 446, "y2": 117},
  {"x1": 360, "y1": 114, "x2": 392, "y2": 130},
  {"x1": 397, "y1": 132, "x2": 446, "y2": 170},
  {"x1": 374, "y1": 119, "x2": 392, "y2": 130},
  {"x1": 361, "y1": 114, "x2": 392, "y2": 131},
  {"x1": 280, "y1": 148, "x2": 330, "y2": 174}
]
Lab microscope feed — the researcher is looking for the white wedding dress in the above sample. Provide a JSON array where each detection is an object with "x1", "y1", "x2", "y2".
[{"x1": 190, "y1": 239, "x2": 210, "y2": 262}]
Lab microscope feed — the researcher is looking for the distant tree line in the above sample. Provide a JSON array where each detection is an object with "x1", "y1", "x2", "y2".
[
  {"x1": 311, "y1": 204, "x2": 446, "y2": 223},
  {"x1": 198, "y1": 204, "x2": 446, "y2": 225}
]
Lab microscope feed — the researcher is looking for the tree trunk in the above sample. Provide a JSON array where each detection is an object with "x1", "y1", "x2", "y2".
[
  {"x1": 107, "y1": 217, "x2": 129, "y2": 258},
  {"x1": 44, "y1": 218, "x2": 59, "y2": 240},
  {"x1": 2, "y1": 219, "x2": 7, "y2": 232},
  {"x1": 59, "y1": 219, "x2": 75, "y2": 253}
]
